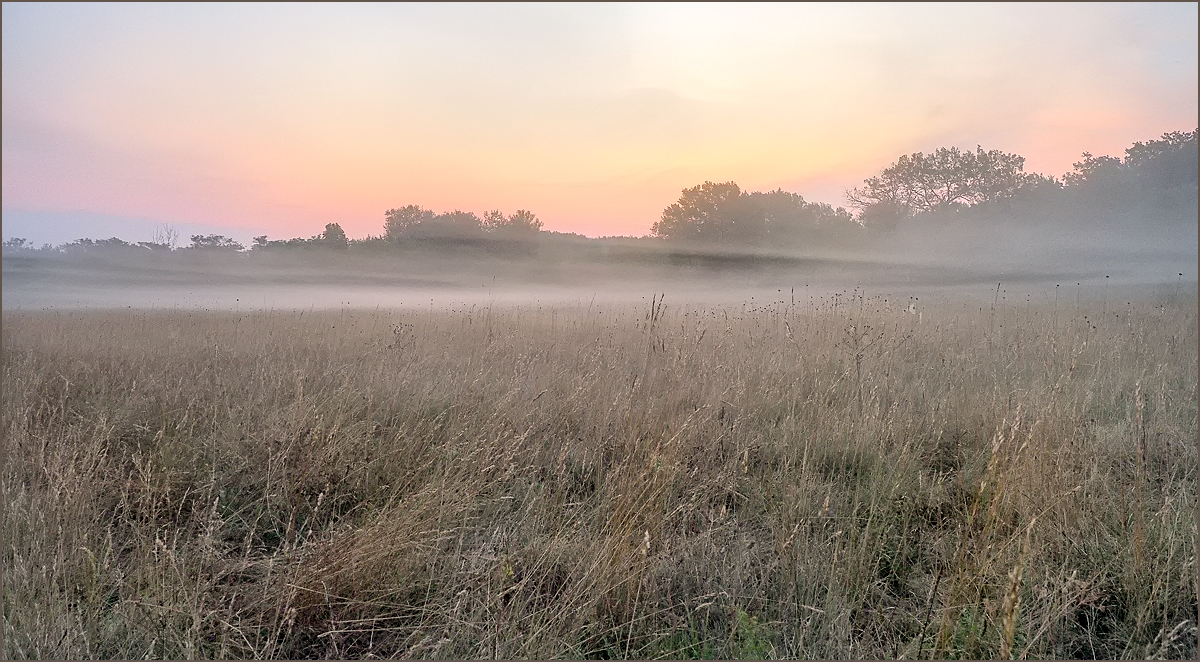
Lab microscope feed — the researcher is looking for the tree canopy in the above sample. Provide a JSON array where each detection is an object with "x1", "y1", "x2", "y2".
[
  {"x1": 382, "y1": 206, "x2": 543, "y2": 241},
  {"x1": 845, "y1": 146, "x2": 1032, "y2": 218},
  {"x1": 407, "y1": 210, "x2": 483, "y2": 239},
  {"x1": 839, "y1": 129, "x2": 1197, "y2": 237},
  {"x1": 322, "y1": 222, "x2": 348, "y2": 248},
  {"x1": 1065, "y1": 129, "x2": 1198, "y2": 191},
  {"x1": 252, "y1": 223, "x2": 349, "y2": 250},
  {"x1": 652, "y1": 181, "x2": 748, "y2": 242},
  {"x1": 384, "y1": 205, "x2": 437, "y2": 241},
  {"x1": 484, "y1": 209, "x2": 543, "y2": 235},
  {"x1": 189, "y1": 234, "x2": 244, "y2": 251},
  {"x1": 651, "y1": 182, "x2": 858, "y2": 247}
]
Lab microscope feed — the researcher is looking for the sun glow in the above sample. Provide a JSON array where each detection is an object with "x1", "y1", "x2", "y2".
[{"x1": 3, "y1": 3, "x2": 1195, "y2": 243}]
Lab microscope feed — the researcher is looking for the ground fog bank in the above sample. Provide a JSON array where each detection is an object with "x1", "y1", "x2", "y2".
[{"x1": 3, "y1": 242, "x2": 1194, "y2": 311}]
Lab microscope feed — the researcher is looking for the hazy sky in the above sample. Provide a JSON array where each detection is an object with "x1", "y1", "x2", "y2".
[{"x1": 3, "y1": 2, "x2": 1197, "y2": 243}]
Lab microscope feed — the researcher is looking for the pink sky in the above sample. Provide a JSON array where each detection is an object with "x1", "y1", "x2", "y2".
[{"x1": 3, "y1": 3, "x2": 1196, "y2": 244}]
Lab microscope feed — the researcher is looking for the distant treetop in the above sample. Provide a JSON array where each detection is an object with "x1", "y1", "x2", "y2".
[{"x1": 651, "y1": 181, "x2": 859, "y2": 247}]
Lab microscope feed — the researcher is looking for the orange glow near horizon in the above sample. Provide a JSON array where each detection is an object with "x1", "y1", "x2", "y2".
[{"x1": 3, "y1": 3, "x2": 1196, "y2": 243}]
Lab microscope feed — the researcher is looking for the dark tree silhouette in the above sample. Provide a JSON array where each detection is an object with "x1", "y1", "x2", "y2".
[
  {"x1": 747, "y1": 189, "x2": 859, "y2": 245},
  {"x1": 189, "y1": 235, "x2": 244, "y2": 250},
  {"x1": 384, "y1": 205, "x2": 436, "y2": 241},
  {"x1": 322, "y1": 223, "x2": 348, "y2": 248},
  {"x1": 1064, "y1": 152, "x2": 1123, "y2": 187},
  {"x1": 653, "y1": 182, "x2": 859, "y2": 247},
  {"x1": 652, "y1": 181, "x2": 754, "y2": 242},
  {"x1": 483, "y1": 209, "x2": 543, "y2": 235},
  {"x1": 1065, "y1": 129, "x2": 1198, "y2": 190},
  {"x1": 846, "y1": 146, "x2": 1032, "y2": 216},
  {"x1": 408, "y1": 210, "x2": 483, "y2": 239}
]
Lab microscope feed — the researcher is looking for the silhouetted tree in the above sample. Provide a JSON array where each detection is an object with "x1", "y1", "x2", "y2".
[
  {"x1": 1125, "y1": 129, "x2": 1198, "y2": 190},
  {"x1": 482, "y1": 210, "x2": 507, "y2": 232},
  {"x1": 652, "y1": 181, "x2": 755, "y2": 242},
  {"x1": 409, "y1": 210, "x2": 483, "y2": 239},
  {"x1": 383, "y1": 207, "x2": 485, "y2": 241},
  {"x1": 151, "y1": 224, "x2": 179, "y2": 250},
  {"x1": 57, "y1": 237, "x2": 140, "y2": 253},
  {"x1": 748, "y1": 189, "x2": 860, "y2": 245},
  {"x1": 846, "y1": 146, "x2": 1032, "y2": 216},
  {"x1": 189, "y1": 234, "x2": 244, "y2": 250},
  {"x1": 1064, "y1": 152, "x2": 1122, "y2": 187},
  {"x1": 1065, "y1": 129, "x2": 1198, "y2": 191},
  {"x1": 483, "y1": 209, "x2": 543, "y2": 235},
  {"x1": 322, "y1": 222, "x2": 349, "y2": 248},
  {"x1": 384, "y1": 205, "x2": 436, "y2": 241},
  {"x1": 653, "y1": 183, "x2": 860, "y2": 247},
  {"x1": 3, "y1": 237, "x2": 29, "y2": 251},
  {"x1": 855, "y1": 200, "x2": 908, "y2": 235}
]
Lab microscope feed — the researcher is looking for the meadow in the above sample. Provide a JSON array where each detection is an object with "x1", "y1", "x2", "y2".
[{"x1": 3, "y1": 289, "x2": 1196, "y2": 659}]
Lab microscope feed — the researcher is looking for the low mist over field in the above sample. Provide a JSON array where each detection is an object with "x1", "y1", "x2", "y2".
[
  {"x1": 1, "y1": 245, "x2": 1193, "y2": 313},
  {"x1": 2, "y1": 220, "x2": 1193, "y2": 312},
  {"x1": 5, "y1": 127, "x2": 1195, "y2": 311}
]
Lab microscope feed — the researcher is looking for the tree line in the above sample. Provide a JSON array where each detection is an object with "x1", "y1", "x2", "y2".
[
  {"x1": 4, "y1": 128, "x2": 1194, "y2": 256},
  {"x1": 651, "y1": 128, "x2": 1196, "y2": 245},
  {"x1": 2, "y1": 207, "x2": 548, "y2": 255}
]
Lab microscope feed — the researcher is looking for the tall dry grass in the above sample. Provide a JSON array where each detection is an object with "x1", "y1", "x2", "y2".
[{"x1": 3, "y1": 290, "x2": 1196, "y2": 659}]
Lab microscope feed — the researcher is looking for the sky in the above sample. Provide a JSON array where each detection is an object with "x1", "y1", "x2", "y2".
[{"x1": 3, "y1": 2, "x2": 1197, "y2": 245}]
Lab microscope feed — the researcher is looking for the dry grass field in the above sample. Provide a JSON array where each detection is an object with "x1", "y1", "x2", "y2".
[{"x1": 3, "y1": 291, "x2": 1197, "y2": 659}]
